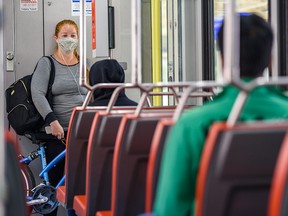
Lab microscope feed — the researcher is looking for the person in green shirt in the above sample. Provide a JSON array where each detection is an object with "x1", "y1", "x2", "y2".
[{"x1": 153, "y1": 14, "x2": 288, "y2": 216}]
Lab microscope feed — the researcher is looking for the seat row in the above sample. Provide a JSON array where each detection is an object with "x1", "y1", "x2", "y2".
[
  {"x1": 56, "y1": 105, "x2": 288, "y2": 216},
  {"x1": 56, "y1": 106, "x2": 177, "y2": 216}
]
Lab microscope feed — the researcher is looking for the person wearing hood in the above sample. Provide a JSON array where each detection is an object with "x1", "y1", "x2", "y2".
[{"x1": 89, "y1": 59, "x2": 138, "y2": 106}]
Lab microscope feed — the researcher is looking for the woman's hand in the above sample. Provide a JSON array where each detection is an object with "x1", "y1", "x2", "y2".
[{"x1": 50, "y1": 120, "x2": 64, "y2": 140}]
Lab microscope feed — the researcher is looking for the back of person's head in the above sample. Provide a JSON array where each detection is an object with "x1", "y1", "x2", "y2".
[
  {"x1": 89, "y1": 59, "x2": 125, "y2": 100},
  {"x1": 217, "y1": 13, "x2": 273, "y2": 78}
]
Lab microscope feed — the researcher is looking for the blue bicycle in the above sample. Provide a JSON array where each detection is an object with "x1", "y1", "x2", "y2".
[{"x1": 18, "y1": 133, "x2": 66, "y2": 215}]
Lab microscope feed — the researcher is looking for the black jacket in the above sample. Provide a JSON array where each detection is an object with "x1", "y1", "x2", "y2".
[{"x1": 89, "y1": 59, "x2": 138, "y2": 106}]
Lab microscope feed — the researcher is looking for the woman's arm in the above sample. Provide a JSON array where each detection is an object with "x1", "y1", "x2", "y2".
[
  {"x1": 31, "y1": 57, "x2": 64, "y2": 139},
  {"x1": 31, "y1": 57, "x2": 53, "y2": 119}
]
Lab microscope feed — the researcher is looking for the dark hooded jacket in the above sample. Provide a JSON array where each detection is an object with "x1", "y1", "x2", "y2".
[{"x1": 89, "y1": 59, "x2": 138, "y2": 106}]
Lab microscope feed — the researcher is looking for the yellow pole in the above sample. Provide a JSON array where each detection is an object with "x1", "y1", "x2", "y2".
[{"x1": 151, "y1": 0, "x2": 162, "y2": 106}]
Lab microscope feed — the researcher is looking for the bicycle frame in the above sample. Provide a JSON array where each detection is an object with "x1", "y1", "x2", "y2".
[
  {"x1": 19, "y1": 143, "x2": 66, "y2": 206},
  {"x1": 39, "y1": 149, "x2": 66, "y2": 188}
]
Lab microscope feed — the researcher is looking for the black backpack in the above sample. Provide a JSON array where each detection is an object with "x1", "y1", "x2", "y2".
[{"x1": 5, "y1": 56, "x2": 55, "y2": 135}]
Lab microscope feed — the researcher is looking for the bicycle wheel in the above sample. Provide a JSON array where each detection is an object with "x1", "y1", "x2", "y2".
[{"x1": 19, "y1": 163, "x2": 36, "y2": 197}]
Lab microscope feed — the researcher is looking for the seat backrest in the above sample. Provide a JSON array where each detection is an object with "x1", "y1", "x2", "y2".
[
  {"x1": 85, "y1": 112, "x2": 125, "y2": 215},
  {"x1": 112, "y1": 113, "x2": 173, "y2": 216},
  {"x1": 196, "y1": 122, "x2": 288, "y2": 216},
  {"x1": 268, "y1": 133, "x2": 288, "y2": 216},
  {"x1": 64, "y1": 107, "x2": 105, "y2": 208},
  {"x1": 145, "y1": 119, "x2": 174, "y2": 212},
  {"x1": 84, "y1": 108, "x2": 174, "y2": 215}
]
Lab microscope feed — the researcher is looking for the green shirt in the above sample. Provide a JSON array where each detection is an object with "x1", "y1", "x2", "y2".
[{"x1": 153, "y1": 84, "x2": 288, "y2": 216}]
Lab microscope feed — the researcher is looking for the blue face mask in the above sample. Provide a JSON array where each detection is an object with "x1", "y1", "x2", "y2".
[{"x1": 57, "y1": 37, "x2": 78, "y2": 53}]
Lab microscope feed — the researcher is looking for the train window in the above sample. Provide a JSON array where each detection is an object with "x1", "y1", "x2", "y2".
[
  {"x1": 161, "y1": 0, "x2": 168, "y2": 105},
  {"x1": 214, "y1": 0, "x2": 269, "y2": 20},
  {"x1": 213, "y1": 0, "x2": 269, "y2": 81}
]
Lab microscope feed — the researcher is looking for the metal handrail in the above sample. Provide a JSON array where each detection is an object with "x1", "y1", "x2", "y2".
[
  {"x1": 102, "y1": 83, "x2": 193, "y2": 114},
  {"x1": 105, "y1": 81, "x2": 225, "y2": 117},
  {"x1": 81, "y1": 83, "x2": 125, "y2": 108},
  {"x1": 227, "y1": 77, "x2": 288, "y2": 126},
  {"x1": 172, "y1": 81, "x2": 226, "y2": 121},
  {"x1": 147, "y1": 91, "x2": 214, "y2": 98}
]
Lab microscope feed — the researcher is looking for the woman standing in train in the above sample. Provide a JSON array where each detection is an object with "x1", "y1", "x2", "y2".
[{"x1": 31, "y1": 19, "x2": 87, "y2": 216}]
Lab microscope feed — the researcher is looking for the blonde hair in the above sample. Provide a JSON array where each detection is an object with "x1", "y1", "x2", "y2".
[{"x1": 54, "y1": 19, "x2": 79, "y2": 60}]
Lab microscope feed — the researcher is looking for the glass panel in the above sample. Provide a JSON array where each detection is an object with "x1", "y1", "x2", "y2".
[
  {"x1": 214, "y1": 0, "x2": 269, "y2": 81},
  {"x1": 161, "y1": 0, "x2": 169, "y2": 105},
  {"x1": 161, "y1": 0, "x2": 168, "y2": 83},
  {"x1": 214, "y1": 0, "x2": 268, "y2": 20},
  {"x1": 161, "y1": 0, "x2": 181, "y2": 105}
]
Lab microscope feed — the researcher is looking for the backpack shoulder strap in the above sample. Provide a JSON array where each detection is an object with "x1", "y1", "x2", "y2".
[
  {"x1": 43, "y1": 55, "x2": 55, "y2": 109},
  {"x1": 45, "y1": 55, "x2": 55, "y2": 90}
]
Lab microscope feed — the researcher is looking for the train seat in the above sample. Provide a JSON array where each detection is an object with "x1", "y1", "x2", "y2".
[
  {"x1": 145, "y1": 119, "x2": 175, "y2": 213},
  {"x1": 97, "y1": 112, "x2": 173, "y2": 216},
  {"x1": 268, "y1": 133, "x2": 288, "y2": 216},
  {"x1": 195, "y1": 121, "x2": 288, "y2": 216},
  {"x1": 73, "y1": 112, "x2": 125, "y2": 216},
  {"x1": 57, "y1": 107, "x2": 107, "y2": 209}
]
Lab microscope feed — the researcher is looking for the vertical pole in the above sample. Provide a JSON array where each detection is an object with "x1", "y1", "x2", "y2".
[
  {"x1": 270, "y1": 0, "x2": 279, "y2": 78},
  {"x1": 151, "y1": 0, "x2": 162, "y2": 106},
  {"x1": 79, "y1": 0, "x2": 87, "y2": 86},
  {"x1": 223, "y1": 0, "x2": 240, "y2": 82},
  {"x1": 92, "y1": 0, "x2": 97, "y2": 58},
  {"x1": 131, "y1": 0, "x2": 142, "y2": 84}
]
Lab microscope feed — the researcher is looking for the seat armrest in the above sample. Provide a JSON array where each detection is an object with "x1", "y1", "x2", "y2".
[
  {"x1": 56, "y1": 185, "x2": 66, "y2": 207},
  {"x1": 96, "y1": 210, "x2": 112, "y2": 216}
]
